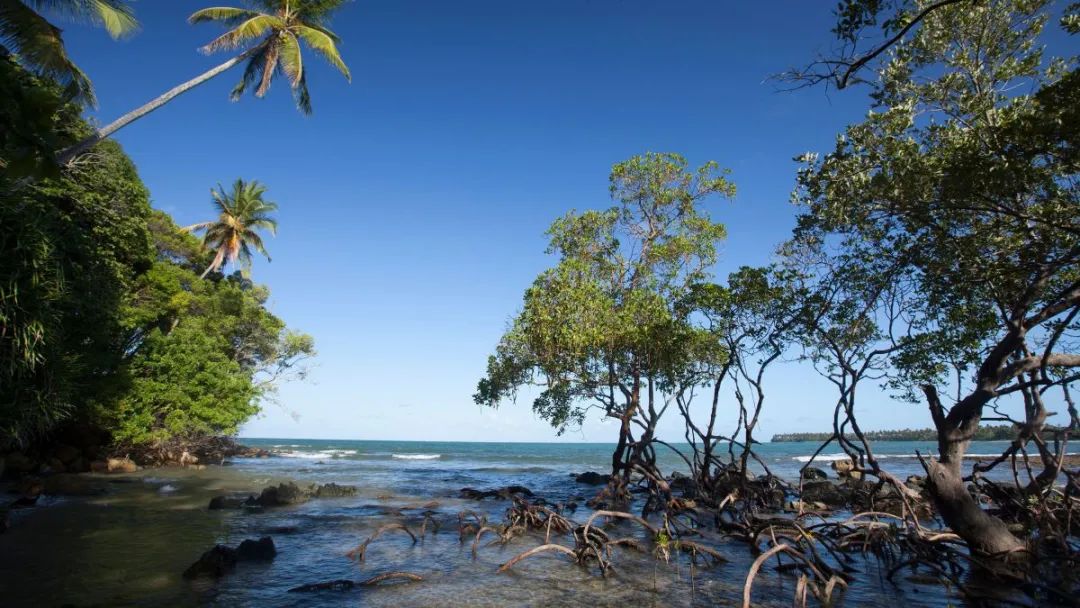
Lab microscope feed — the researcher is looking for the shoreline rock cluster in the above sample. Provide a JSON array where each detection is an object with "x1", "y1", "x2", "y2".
[{"x1": 208, "y1": 481, "x2": 359, "y2": 510}]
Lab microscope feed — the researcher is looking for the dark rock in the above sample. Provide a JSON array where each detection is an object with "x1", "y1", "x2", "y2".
[
  {"x1": 236, "y1": 537, "x2": 276, "y2": 561},
  {"x1": 801, "y1": 467, "x2": 828, "y2": 481},
  {"x1": 459, "y1": 485, "x2": 534, "y2": 500},
  {"x1": 257, "y1": 482, "x2": 310, "y2": 506},
  {"x1": 905, "y1": 475, "x2": 926, "y2": 489},
  {"x1": 574, "y1": 471, "x2": 611, "y2": 486},
  {"x1": 183, "y1": 545, "x2": 238, "y2": 579},
  {"x1": 89, "y1": 460, "x2": 109, "y2": 474},
  {"x1": 669, "y1": 472, "x2": 696, "y2": 493},
  {"x1": 314, "y1": 483, "x2": 358, "y2": 498},
  {"x1": 800, "y1": 481, "x2": 849, "y2": 507},
  {"x1": 4, "y1": 452, "x2": 36, "y2": 475},
  {"x1": 53, "y1": 445, "x2": 81, "y2": 465},
  {"x1": 266, "y1": 525, "x2": 301, "y2": 535},
  {"x1": 208, "y1": 495, "x2": 254, "y2": 510}
]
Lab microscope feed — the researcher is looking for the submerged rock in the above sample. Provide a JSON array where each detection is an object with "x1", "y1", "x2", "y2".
[
  {"x1": 210, "y1": 482, "x2": 359, "y2": 509},
  {"x1": 574, "y1": 471, "x2": 611, "y2": 486},
  {"x1": 183, "y1": 537, "x2": 277, "y2": 579},
  {"x1": 313, "y1": 483, "x2": 358, "y2": 498},
  {"x1": 208, "y1": 495, "x2": 255, "y2": 510},
  {"x1": 237, "y1": 536, "x2": 276, "y2": 561},
  {"x1": 183, "y1": 545, "x2": 238, "y2": 579},
  {"x1": 257, "y1": 482, "x2": 310, "y2": 506},
  {"x1": 459, "y1": 485, "x2": 535, "y2": 500}
]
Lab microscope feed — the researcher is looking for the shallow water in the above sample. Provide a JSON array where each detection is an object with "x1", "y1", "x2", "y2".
[{"x1": 0, "y1": 439, "x2": 1026, "y2": 607}]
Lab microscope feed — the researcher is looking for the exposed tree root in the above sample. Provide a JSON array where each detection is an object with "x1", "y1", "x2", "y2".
[
  {"x1": 347, "y1": 523, "x2": 418, "y2": 562},
  {"x1": 497, "y1": 543, "x2": 579, "y2": 572},
  {"x1": 288, "y1": 571, "x2": 424, "y2": 592}
]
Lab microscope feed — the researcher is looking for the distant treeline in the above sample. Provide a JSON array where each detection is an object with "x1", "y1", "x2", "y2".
[{"x1": 770, "y1": 426, "x2": 1018, "y2": 443}]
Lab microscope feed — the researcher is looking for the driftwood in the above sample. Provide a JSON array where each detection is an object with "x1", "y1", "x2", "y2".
[{"x1": 347, "y1": 523, "x2": 418, "y2": 562}]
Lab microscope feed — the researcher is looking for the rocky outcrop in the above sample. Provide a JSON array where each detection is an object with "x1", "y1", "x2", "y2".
[
  {"x1": 106, "y1": 457, "x2": 138, "y2": 474},
  {"x1": 459, "y1": 485, "x2": 534, "y2": 500},
  {"x1": 800, "y1": 481, "x2": 850, "y2": 507},
  {"x1": 256, "y1": 482, "x2": 310, "y2": 506},
  {"x1": 183, "y1": 537, "x2": 277, "y2": 579},
  {"x1": 801, "y1": 467, "x2": 828, "y2": 481},
  {"x1": 236, "y1": 537, "x2": 277, "y2": 561},
  {"x1": 207, "y1": 482, "x2": 359, "y2": 510},
  {"x1": 573, "y1": 472, "x2": 611, "y2": 486},
  {"x1": 830, "y1": 458, "x2": 862, "y2": 480}
]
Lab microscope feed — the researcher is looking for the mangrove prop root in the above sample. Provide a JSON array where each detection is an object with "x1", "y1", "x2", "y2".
[
  {"x1": 497, "y1": 543, "x2": 579, "y2": 573},
  {"x1": 347, "y1": 523, "x2": 419, "y2": 562},
  {"x1": 288, "y1": 572, "x2": 424, "y2": 592}
]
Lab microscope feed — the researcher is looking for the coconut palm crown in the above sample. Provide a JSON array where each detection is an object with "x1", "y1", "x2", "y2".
[
  {"x1": 0, "y1": 0, "x2": 137, "y2": 105},
  {"x1": 186, "y1": 179, "x2": 278, "y2": 279},
  {"x1": 189, "y1": 0, "x2": 352, "y2": 114}
]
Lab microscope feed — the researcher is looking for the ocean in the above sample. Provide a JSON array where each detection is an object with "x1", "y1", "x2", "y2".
[{"x1": 0, "y1": 438, "x2": 1029, "y2": 607}]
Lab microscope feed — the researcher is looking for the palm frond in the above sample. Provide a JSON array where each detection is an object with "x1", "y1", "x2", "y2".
[
  {"x1": 291, "y1": 70, "x2": 311, "y2": 114},
  {"x1": 1, "y1": 0, "x2": 95, "y2": 104},
  {"x1": 188, "y1": 6, "x2": 260, "y2": 26},
  {"x1": 255, "y1": 37, "x2": 279, "y2": 96},
  {"x1": 23, "y1": 0, "x2": 137, "y2": 37},
  {"x1": 293, "y1": 24, "x2": 349, "y2": 80},
  {"x1": 277, "y1": 30, "x2": 303, "y2": 86},
  {"x1": 199, "y1": 14, "x2": 282, "y2": 54},
  {"x1": 230, "y1": 42, "x2": 269, "y2": 100}
]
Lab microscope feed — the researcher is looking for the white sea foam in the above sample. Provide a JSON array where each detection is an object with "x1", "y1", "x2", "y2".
[
  {"x1": 793, "y1": 453, "x2": 850, "y2": 463},
  {"x1": 318, "y1": 449, "x2": 358, "y2": 457},
  {"x1": 275, "y1": 450, "x2": 324, "y2": 459},
  {"x1": 392, "y1": 453, "x2": 441, "y2": 460}
]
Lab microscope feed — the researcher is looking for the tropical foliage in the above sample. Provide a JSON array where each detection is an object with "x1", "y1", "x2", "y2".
[
  {"x1": 189, "y1": 0, "x2": 352, "y2": 113},
  {"x1": 186, "y1": 179, "x2": 277, "y2": 278},
  {"x1": 0, "y1": 59, "x2": 313, "y2": 455},
  {"x1": 0, "y1": 0, "x2": 136, "y2": 105},
  {"x1": 59, "y1": 0, "x2": 354, "y2": 164},
  {"x1": 476, "y1": 152, "x2": 734, "y2": 495}
]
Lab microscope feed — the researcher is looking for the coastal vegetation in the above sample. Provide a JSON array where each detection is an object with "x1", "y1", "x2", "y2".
[
  {"x1": 479, "y1": 0, "x2": 1079, "y2": 601},
  {"x1": 0, "y1": 57, "x2": 312, "y2": 464},
  {"x1": 58, "y1": 0, "x2": 353, "y2": 164},
  {"x1": 1, "y1": 0, "x2": 1077, "y2": 606},
  {"x1": 772, "y1": 426, "x2": 1020, "y2": 443}
]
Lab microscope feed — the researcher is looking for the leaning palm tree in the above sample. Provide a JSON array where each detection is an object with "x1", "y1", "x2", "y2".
[
  {"x1": 186, "y1": 179, "x2": 278, "y2": 279},
  {"x1": 58, "y1": 0, "x2": 351, "y2": 164},
  {"x1": 0, "y1": 0, "x2": 137, "y2": 105}
]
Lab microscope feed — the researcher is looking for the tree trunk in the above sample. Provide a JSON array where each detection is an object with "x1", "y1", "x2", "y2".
[
  {"x1": 57, "y1": 47, "x2": 260, "y2": 165},
  {"x1": 923, "y1": 386, "x2": 1027, "y2": 558}
]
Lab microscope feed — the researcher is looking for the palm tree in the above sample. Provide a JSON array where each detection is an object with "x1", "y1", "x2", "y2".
[
  {"x1": 186, "y1": 179, "x2": 278, "y2": 279},
  {"x1": 0, "y1": 0, "x2": 137, "y2": 105},
  {"x1": 58, "y1": 0, "x2": 351, "y2": 164}
]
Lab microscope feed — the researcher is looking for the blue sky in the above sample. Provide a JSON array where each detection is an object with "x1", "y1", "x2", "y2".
[{"x1": 60, "y1": 0, "x2": 945, "y2": 442}]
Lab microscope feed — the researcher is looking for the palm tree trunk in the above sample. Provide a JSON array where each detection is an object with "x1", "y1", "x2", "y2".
[{"x1": 57, "y1": 46, "x2": 261, "y2": 165}]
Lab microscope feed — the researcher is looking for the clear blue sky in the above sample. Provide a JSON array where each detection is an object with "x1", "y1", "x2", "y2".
[{"x1": 61, "y1": 0, "x2": 941, "y2": 442}]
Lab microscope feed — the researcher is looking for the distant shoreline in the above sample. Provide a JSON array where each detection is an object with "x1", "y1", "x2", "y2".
[{"x1": 771, "y1": 426, "x2": 1017, "y2": 443}]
